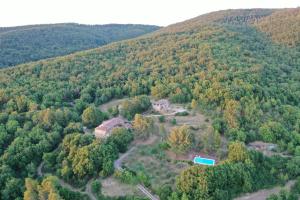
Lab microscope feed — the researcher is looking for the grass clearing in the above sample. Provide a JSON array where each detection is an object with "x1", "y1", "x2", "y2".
[
  {"x1": 99, "y1": 98, "x2": 128, "y2": 112},
  {"x1": 101, "y1": 177, "x2": 143, "y2": 197},
  {"x1": 123, "y1": 141, "x2": 190, "y2": 189}
]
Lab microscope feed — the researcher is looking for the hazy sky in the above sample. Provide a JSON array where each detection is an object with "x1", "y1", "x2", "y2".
[{"x1": 1, "y1": 0, "x2": 299, "y2": 27}]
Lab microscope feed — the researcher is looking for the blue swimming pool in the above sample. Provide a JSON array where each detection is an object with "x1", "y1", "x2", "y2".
[{"x1": 193, "y1": 156, "x2": 215, "y2": 166}]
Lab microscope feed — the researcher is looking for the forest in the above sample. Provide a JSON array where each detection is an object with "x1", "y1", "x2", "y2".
[
  {"x1": 0, "y1": 23, "x2": 159, "y2": 68},
  {"x1": 0, "y1": 8, "x2": 299, "y2": 200}
]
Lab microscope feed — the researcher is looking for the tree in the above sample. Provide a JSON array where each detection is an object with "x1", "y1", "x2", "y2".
[
  {"x1": 171, "y1": 118, "x2": 177, "y2": 125},
  {"x1": 181, "y1": 193, "x2": 189, "y2": 200},
  {"x1": 224, "y1": 99, "x2": 240, "y2": 129},
  {"x1": 24, "y1": 178, "x2": 39, "y2": 200},
  {"x1": 151, "y1": 84, "x2": 169, "y2": 99},
  {"x1": 106, "y1": 128, "x2": 133, "y2": 153},
  {"x1": 132, "y1": 114, "x2": 154, "y2": 138},
  {"x1": 227, "y1": 141, "x2": 249, "y2": 162},
  {"x1": 202, "y1": 128, "x2": 221, "y2": 153},
  {"x1": 72, "y1": 146, "x2": 94, "y2": 178},
  {"x1": 0, "y1": 89, "x2": 8, "y2": 105},
  {"x1": 158, "y1": 115, "x2": 165, "y2": 123},
  {"x1": 1, "y1": 178, "x2": 23, "y2": 200},
  {"x1": 168, "y1": 125, "x2": 194, "y2": 153},
  {"x1": 157, "y1": 185, "x2": 172, "y2": 200},
  {"x1": 38, "y1": 176, "x2": 63, "y2": 200},
  {"x1": 191, "y1": 99, "x2": 198, "y2": 110},
  {"x1": 259, "y1": 121, "x2": 287, "y2": 143},
  {"x1": 120, "y1": 95, "x2": 151, "y2": 120},
  {"x1": 91, "y1": 180, "x2": 101, "y2": 197},
  {"x1": 168, "y1": 192, "x2": 180, "y2": 200},
  {"x1": 15, "y1": 95, "x2": 28, "y2": 112},
  {"x1": 82, "y1": 106, "x2": 106, "y2": 128},
  {"x1": 295, "y1": 146, "x2": 300, "y2": 156},
  {"x1": 6, "y1": 119, "x2": 19, "y2": 134}
]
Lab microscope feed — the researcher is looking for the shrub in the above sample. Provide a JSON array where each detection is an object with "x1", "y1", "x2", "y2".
[
  {"x1": 170, "y1": 118, "x2": 177, "y2": 125},
  {"x1": 158, "y1": 115, "x2": 165, "y2": 123},
  {"x1": 175, "y1": 111, "x2": 189, "y2": 116}
]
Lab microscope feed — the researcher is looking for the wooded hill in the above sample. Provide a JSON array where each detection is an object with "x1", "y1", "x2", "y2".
[
  {"x1": 0, "y1": 8, "x2": 299, "y2": 200},
  {"x1": 0, "y1": 23, "x2": 160, "y2": 68}
]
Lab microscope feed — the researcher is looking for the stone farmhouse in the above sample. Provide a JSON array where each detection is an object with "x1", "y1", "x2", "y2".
[
  {"x1": 94, "y1": 117, "x2": 131, "y2": 138},
  {"x1": 152, "y1": 99, "x2": 170, "y2": 113}
]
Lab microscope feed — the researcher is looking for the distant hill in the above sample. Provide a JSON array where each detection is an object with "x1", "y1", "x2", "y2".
[{"x1": 0, "y1": 23, "x2": 160, "y2": 68}]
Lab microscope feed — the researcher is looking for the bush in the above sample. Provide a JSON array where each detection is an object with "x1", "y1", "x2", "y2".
[
  {"x1": 158, "y1": 115, "x2": 165, "y2": 123},
  {"x1": 175, "y1": 111, "x2": 189, "y2": 116},
  {"x1": 170, "y1": 118, "x2": 177, "y2": 125},
  {"x1": 114, "y1": 170, "x2": 138, "y2": 184},
  {"x1": 108, "y1": 106, "x2": 119, "y2": 117},
  {"x1": 91, "y1": 180, "x2": 101, "y2": 197}
]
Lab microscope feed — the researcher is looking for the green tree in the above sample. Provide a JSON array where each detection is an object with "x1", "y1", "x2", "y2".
[
  {"x1": 181, "y1": 193, "x2": 189, "y2": 200},
  {"x1": 6, "y1": 119, "x2": 19, "y2": 134},
  {"x1": 228, "y1": 141, "x2": 249, "y2": 162},
  {"x1": 82, "y1": 106, "x2": 106, "y2": 128},
  {"x1": 107, "y1": 128, "x2": 133, "y2": 153},
  {"x1": 132, "y1": 114, "x2": 154, "y2": 138},
  {"x1": 168, "y1": 125, "x2": 194, "y2": 153},
  {"x1": 202, "y1": 128, "x2": 221, "y2": 153},
  {"x1": 259, "y1": 121, "x2": 287, "y2": 143}
]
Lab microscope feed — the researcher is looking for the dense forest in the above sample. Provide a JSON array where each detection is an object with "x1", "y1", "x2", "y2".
[
  {"x1": 0, "y1": 8, "x2": 300, "y2": 200},
  {"x1": 0, "y1": 23, "x2": 160, "y2": 68}
]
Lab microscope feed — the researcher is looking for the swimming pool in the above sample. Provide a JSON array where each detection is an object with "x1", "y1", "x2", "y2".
[{"x1": 193, "y1": 156, "x2": 215, "y2": 166}]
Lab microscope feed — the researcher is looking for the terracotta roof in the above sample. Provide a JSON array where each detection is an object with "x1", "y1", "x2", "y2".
[{"x1": 95, "y1": 117, "x2": 126, "y2": 131}]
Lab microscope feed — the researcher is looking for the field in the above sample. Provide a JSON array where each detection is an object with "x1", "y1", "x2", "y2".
[
  {"x1": 99, "y1": 98, "x2": 128, "y2": 112},
  {"x1": 101, "y1": 177, "x2": 144, "y2": 197},
  {"x1": 123, "y1": 142, "x2": 190, "y2": 189}
]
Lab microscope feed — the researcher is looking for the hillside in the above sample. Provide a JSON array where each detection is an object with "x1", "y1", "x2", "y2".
[
  {"x1": 0, "y1": 23, "x2": 160, "y2": 68},
  {"x1": 254, "y1": 7, "x2": 300, "y2": 46},
  {"x1": 0, "y1": 8, "x2": 300, "y2": 200},
  {"x1": 158, "y1": 8, "x2": 275, "y2": 33}
]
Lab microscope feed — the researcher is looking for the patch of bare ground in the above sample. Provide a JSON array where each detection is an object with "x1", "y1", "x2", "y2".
[
  {"x1": 165, "y1": 150, "x2": 196, "y2": 161},
  {"x1": 99, "y1": 98, "x2": 128, "y2": 112},
  {"x1": 101, "y1": 177, "x2": 143, "y2": 197},
  {"x1": 133, "y1": 135, "x2": 158, "y2": 145}
]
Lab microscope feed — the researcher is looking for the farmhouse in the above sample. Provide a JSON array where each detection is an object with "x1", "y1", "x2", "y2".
[
  {"x1": 152, "y1": 99, "x2": 170, "y2": 113},
  {"x1": 94, "y1": 117, "x2": 131, "y2": 138}
]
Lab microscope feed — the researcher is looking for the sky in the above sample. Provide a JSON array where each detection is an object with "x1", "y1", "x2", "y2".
[{"x1": 0, "y1": 0, "x2": 299, "y2": 27}]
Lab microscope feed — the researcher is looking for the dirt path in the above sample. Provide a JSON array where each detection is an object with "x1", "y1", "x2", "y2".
[
  {"x1": 114, "y1": 146, "x2": 160, "y2": 200},
  {"x1": 37, "y1": 161, "x2": 97, "y2": 200},
  {"x1": 85, "y1": 179, "x2": 97, "y2": 200},
  {"x1": 37, "y1": 162, "x2": 43, "y2": 177},
  {"x1": 114, "y1": 147, "x2": 136, "y2": 170},
  {"x1": 37, "y1": 147, "x2": 159, "y2": 200},
  {"x1": 234, "y1": 180, "x2": 296, "y2": 200}
]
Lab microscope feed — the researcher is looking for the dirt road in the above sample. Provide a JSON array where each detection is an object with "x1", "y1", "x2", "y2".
[
  {"x1": 37, "y1": 161, "x2": 97, "y2": 200},
  {"x1": 234, "y1": 180, "x2": 296, "y2": 200}
]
